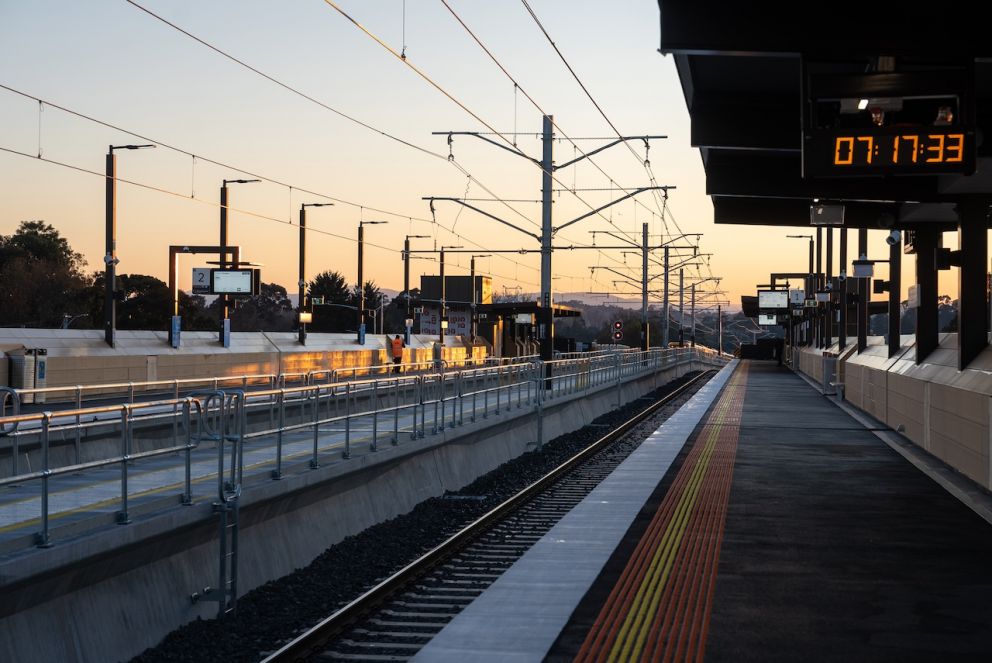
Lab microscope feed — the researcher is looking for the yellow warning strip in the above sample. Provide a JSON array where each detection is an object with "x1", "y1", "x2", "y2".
[{"x1": 609, "y1": 367, "x2": 746, "y2": 662}]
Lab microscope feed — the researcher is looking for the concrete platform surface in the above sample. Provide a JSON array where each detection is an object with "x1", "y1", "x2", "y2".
[
  {"x1": 417, "y1": 360, "x2": 992, "y2": 662},
  {"x1": 413, "y1": 361, "x2": 737, "y2": 661}
]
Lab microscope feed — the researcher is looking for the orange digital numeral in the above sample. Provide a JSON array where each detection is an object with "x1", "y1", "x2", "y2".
[
  {"x1": 925, "y1": 134, "x2": 945, "y2": 162},
  {"x1": 901, "y1": 135, "x2": 919, "y2": 163},
  {"x1": 857, "y1": 136, "x2": 874, "y2": 164},
  {"x1": 945, "y1": 133, "x2": 964, "y2": 162},
  {"x1": 834, "y1": 137, "x2": 854, "y2": 165}
]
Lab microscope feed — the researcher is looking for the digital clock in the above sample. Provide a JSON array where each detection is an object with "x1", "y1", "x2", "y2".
[{"x1": 804, "y1": 126, "x2": 975, "y2": 177}]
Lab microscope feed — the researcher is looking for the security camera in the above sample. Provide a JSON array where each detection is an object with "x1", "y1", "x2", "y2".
[
  {"x1": 838, "y1": 270, "x2": 847, "y2": 282},
  {"x1": 885, "y1": 229, "x2": 902, "y2": 246}
]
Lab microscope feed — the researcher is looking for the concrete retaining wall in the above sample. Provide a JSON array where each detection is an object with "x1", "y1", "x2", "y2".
[
  {"x1": 0, "y1": 356, "x2": 723, "y2": 663},
  {"x1": 0, "y1": 329, "x2": 484, "y2": 396},
  {"x1": 793, "y1": 333, "x2": 992, "y2": 491}
]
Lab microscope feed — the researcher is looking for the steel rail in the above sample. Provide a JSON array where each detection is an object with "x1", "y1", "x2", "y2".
[{"x1": 261, "y1": 368, "x2": 715, "y2": 662}]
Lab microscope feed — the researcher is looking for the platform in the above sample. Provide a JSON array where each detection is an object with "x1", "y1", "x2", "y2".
[{"x1": 417, "y1": 360, "x2": 992, "y2": 661}]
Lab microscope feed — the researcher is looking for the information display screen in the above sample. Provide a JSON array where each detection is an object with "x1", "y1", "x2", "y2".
[
  {"x1": 211, "y1": 269, "x2": 257, "y2": 295},
  {"x1": 805, "y1": 126, "x2": 973, "y2": 177},
  {"x1": 758, "y1": 314, "x2": 777, "y2": 326},
  {"x1": 757, "y1": 290, "x2": 788, "y2": 310}
]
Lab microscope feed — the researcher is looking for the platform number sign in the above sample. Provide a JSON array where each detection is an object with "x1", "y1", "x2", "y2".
[
  {"x1": 612, "y1": 320, "x2": 624, "y2": 341},
  {"x1": 192, "y1": 267, "x2": 211, "y2": 294}
]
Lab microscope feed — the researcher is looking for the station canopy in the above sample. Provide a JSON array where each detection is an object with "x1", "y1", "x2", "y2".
[{"x1": 657, "y1": 0, "x2": 992, "y2": 228}]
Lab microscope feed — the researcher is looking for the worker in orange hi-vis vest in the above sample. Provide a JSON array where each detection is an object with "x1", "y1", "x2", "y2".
[{"x1": 391, "y1": 334, "x2": 405, "y2": 373}]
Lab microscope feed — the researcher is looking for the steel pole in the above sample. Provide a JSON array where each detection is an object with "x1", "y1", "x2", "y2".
[
  {"x1": 816, "y1": 226, "x2": 823, "y2": 347},
  {"x1": 357, "y1": 223, "x2": 365, "y2": 344},
  {"x1": 470, "y1": 255, "x2": 477, "y2": 341},
  {"x1": 718, "y1": 304, "x2": 723, "y2": 356},
  {"x1": 641, "y1": 222, "x2": 649, "y2": 350},
  {"x1": 540, "y1": 115, "x2": 554, "y2": 382},
  {"x1": 439, "y1": 247, "x2": 446, "y2": 345},
  {"x1": 104, "y1": 149, "x2": 117, "y2": 348},
  {"x1": 219, "y1": 184, "x2": 229, "y2": 344},
  {"x1": 690, "y1": 282, "x2": 696, "y2": 347},
  {"x1": 663, "y1": 245, "x2": 670, "y2": 347},
  {"x1": 839, "y1": 229, "x2": 847, "y2": 350},
  {"x1": 298, "y1": 206, "x2": 307, "y2": 344},
  {"x1": 678, "y1": 267, "x2": 684, "y2": 346},
  {"x1": 404, "y1": 237, "x2": 411, "y2": 316},
  {"x1": 826, "y1": 227, "x2": 833, "y2": 348},
  {"x1": 858, "y1": 228, "x2": 868, "y2": 353}
]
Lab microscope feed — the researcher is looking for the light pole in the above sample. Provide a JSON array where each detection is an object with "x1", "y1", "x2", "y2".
[
  {"x1": 357, "y1": 220, "x2": 387, "y2": 344},
  {"x1": 787, "y1": 234, "x2": 814, "y2": 347},
  {"x1": 438, "y1": 245, "x2": 464, "y2": 345},
  {"x1": 378, "y1": 295, "x2": 391, "y2": 334},
  {"x1": 403, "y1": 235, "x2": 430, "y2": 316},
  {"x1": 219, "y1": 178, "x2": 260, "y2": 346},
  {"x1": 105, "y1": 143, "x2": 155, "y2": 348},
  {"x1": 470, "y1": 254, "x2": 491, "y2": 341},
  {"x1": 299, "y1": 202, "x2": 333, "y2": 345}
]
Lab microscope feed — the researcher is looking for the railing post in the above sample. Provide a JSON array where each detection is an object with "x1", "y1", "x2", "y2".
[
  {"x1": 35, "y1": 412, "x2": 53, "y2": 547},
  {"x1": 393, "y1": 378, "x2": 400, "y2": 445},
  {"x1": 615, "y1": 353, "x2": 622, "y2": 408},
  {"x1": 272, "y1": 390, "x2": 285, "y2": 478},
  {"x1": 117, "y1": 404, "x2": 131, "y2": 524},
  {"x1": 471, "y1": 371, "x2": 478, "y2": 423},
  {"x1": 371, "y1": 380, "x2": 379, "y2": 451},
  {"x1": 74, "y1": 386, "x2": 82, "y2": 464},
  {"x1": 311, "y1": 386, "x2": 320, "y2": 468},
  {"x1": 535, "y1": 374, "x2": 544, "y2": 451},
  {"x1": 416, "y1": 376, "x2": 425, "y2": 438},
  {"x1": 182, "y1": 398, "x2": 193, "y2": 505},
  {"x1": 343, "y1": 383, "x2": 352, "y2": 459}
]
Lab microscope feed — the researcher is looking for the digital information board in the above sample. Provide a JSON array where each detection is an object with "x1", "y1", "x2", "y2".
[
  {"x1": 805, "y1": 126, "x2": 973, "y2": 178},
  {"x1": 211, "y1": 269, "x2": 257, "y2": 295},
  {"x1": 757, "y1": 290, "x2": 789, "y2": 310},
  {"x1": 758, "y1": 314, "x2": 778, "y2": 326}
]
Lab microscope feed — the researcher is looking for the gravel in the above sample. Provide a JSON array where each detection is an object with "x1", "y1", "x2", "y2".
[{"x1": 131, "y1": 370, "x2": 709, "y2": 663}]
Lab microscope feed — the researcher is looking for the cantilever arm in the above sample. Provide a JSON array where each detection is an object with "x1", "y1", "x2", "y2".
[
  {"x1": 431, "y1": 131, "x2": 540, "y2": 165},
  {"x1": 423, "y1": 197, "x2": 541, "y2": 241},
  {"x1": 555, "y1": 186, "x2": 672, "y2": 233},
  {"x1": 555, "y1": 135, "x2": 667, "y2": 170}
]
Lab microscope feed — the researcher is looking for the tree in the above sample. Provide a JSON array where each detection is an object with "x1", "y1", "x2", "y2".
[
  {"x1": 0, "y1": 220, "x2": 84, "y2": 274},
  {"x1": 229, "y1": 282, "x2": 294, "y2": 331},
  {"x1": 87, "y1": 273, "x2": 215, "y2": 331},
  {"x1": 0, "y1": 221, "x2": 89, "y2": 328},
  {"x1": 308, "y1": 270, "x2": 354, "y2": 332}
]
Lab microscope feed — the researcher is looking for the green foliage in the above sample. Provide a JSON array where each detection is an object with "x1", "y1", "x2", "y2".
[
  {"x1": 0, "y1": 221, "x2": 89, "y2": 327},
  {"x1": 229, "y1": 282, "x2": 294, "y2": 332},
  {"x1": 307, "y1": 270, "x2": 354, "y2": 332}
]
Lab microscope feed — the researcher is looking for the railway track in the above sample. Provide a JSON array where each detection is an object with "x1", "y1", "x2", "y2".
[{"x1": 262, "y1": 369, "x2": 715, "y2": 663}]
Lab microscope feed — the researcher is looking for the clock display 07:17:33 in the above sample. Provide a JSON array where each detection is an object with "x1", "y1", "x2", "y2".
[{"x1": 833, "y1": 132, "x2": 965, "y2": 167}]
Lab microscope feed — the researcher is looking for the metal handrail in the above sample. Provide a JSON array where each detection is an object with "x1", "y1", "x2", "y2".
[{"x1": 0, "y1": 348, "x2": 726, "y2": 549}]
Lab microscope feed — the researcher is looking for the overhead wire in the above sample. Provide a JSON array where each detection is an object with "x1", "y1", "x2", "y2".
[
  {"x1": 518, "y1": 0, "x2": 719, "y2": 290},
  {"x1": 434, "y1": 0, "x2": 667, "y2": 268},
  {"x1": 120, "y1": 0, "x2": 584, "y2": 286},
  {"x1": 0, "y1": 144, "x2": 549, "y2": 288},
  {"x1": 324, "y1": 0, "x2": 649, "y2": 272}
]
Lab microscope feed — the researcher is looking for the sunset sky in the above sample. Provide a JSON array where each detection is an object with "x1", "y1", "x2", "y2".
[{"x1": 0, "y1": 1, "x2": 960, "y2": 308}]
